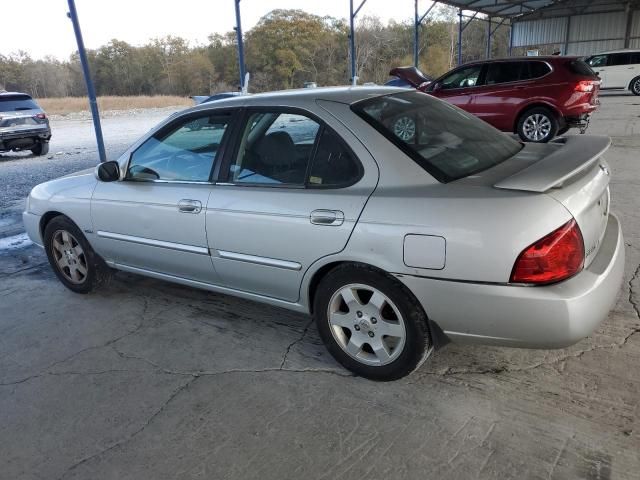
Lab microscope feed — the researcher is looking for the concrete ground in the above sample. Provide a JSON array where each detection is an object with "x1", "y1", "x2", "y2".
[{"x1": 0, "y1": 93, "x2": 639, "y2": 479}]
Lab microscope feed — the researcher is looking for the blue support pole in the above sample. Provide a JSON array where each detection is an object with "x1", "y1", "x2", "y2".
[
  {"x1": 509, "y1": 20, "x2": 514, "y2": 56},
  {"x1": 457, "y1": 9, "x2": 463, "y2": 65},
  {"x1": 234, "y1": 0, "x2": 246, "y2": 90},
  {"x1": 66, "y1": 0, "x2": 106, "y2": 163}
]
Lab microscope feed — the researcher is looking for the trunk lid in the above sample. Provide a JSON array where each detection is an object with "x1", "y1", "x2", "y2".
[{"x1": 493, "y1": 135, "x2": 611, "y2": 267}]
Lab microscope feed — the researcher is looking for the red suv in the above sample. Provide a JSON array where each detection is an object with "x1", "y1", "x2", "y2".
[{"x1": 392, "y1": 57, "x2": 600, "y2": 142}]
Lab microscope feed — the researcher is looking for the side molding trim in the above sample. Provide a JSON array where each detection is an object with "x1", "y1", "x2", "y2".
[
  {"x1": 217, "y1": 250, "x2": 302, "y2": 271},
  {"x1": 96, "y1": 231, "x2": 209, "y2": 255}
]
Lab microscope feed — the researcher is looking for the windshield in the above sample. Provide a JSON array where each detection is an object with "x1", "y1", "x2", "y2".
[
  {"x1": 0, "y1": 95, "x2": 40, "y2": 112},
  {"x1": 352, "y1": 91, "x2": 522, "y2": 182}
]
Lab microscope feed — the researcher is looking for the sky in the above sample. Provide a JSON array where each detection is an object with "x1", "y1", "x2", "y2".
[{"x1": 1, "y1": 0, "x2": 420, "y2": 60}]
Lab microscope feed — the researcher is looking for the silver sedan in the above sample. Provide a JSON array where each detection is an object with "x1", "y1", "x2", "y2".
[{"x1": 23, "y1": 87, "x2": 625, "y2": 380}]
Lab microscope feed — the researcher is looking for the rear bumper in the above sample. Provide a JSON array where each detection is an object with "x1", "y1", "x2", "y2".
[
  {"x1": 396, "y1": 213, "x2": 625, "y2": 349},
  {"x1": 0, "y1": 127, "x2": 51, "y2": 149}
]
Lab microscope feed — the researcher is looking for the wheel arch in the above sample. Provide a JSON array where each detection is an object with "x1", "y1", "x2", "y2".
[
  {"x1": 513, "y1": 102, "x2": 562, "y2": 133},
  {"x1": 39, "y1": 211, "x2": 66, "y2": 239},
  {"x1": 628, "y1": 75, "x2": 640, "y2": 91}
]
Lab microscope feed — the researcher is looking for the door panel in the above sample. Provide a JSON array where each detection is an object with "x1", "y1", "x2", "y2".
[
  {"x1": 431, "y1": 64, "x2": 484, "y2": 111},
  {"x1": 207, "y1": 109, "x2": 377, "y2": 302},
  {"x1": 91, "y1": 110, "x2": 235, "y2": 284}
]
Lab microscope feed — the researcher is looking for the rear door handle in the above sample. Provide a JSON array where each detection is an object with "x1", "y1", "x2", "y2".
[
  {"x1": 178, "y1": 199, "x2": 202, "y2": 214},
  {"x1": 310, "y1": 209, "x2": 344, "y2": 226}
]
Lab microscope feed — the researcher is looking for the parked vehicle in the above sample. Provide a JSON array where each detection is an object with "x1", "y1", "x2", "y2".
[
  {"x1": 24, "y1": 87, "x2": 624, "y2": 380},
  {"x1": 0, "y1": 92, "x2": 51, "y2": 156},
  {"x1": 584, "y1": 49, "x2": 640, "y2": 95},
  {"x1": 190, "y1": 92, "x2": 241, "y2": 105},
  {"x1": 393, "y1": 57, "x2": 600, "y2": 142},
  {"x1": 385, "y1": 66, "x2": 432, "y2": 88}
]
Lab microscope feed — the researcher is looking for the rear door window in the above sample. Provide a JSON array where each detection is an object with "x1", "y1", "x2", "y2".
[
  {"x1": 522, "y1": 61, "x2": 551, "y2": 80},
  {"x1": 484, "y1": 62, "x2": 523, "y2": 84},
  {"x1": 608, "y1": 53, "x2": 632, "y2": 66},
  {"x1": 630, "y1": 52, "x2": 640, "y2": 64}
]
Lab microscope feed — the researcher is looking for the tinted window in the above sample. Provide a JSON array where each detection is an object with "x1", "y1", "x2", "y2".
[
  {"x1": 586, "y1": 55, "x2": 607, "y2": 68},
  {"x1": 0, "y1": 95, "x2": 40, "y2": 112},
  {"x1": 439, "y1": 65, "x2": 483, "y2": 89},
  {"x1": 485, "y1": 62, "x2": 522, "y2": 84},
  {"x1": 568, "y1": 60, "x2": 597, "y2": 76},
  {"x1": 231, "y1": 112, "x2": 320, "y2": 185},
  {"x1": 630, "y1": 52, "x2": 640, "y2": 64},
  {"x1": 308, "y1": 129, "x2": 361, "y2": 187},
  {"x1": 522, "y1": 61, "x2": 551, "y2": 79},
  {"x1": 352, "y1": 91, "x2": 522, "y2": 182},
  {"x1": 127, "y1": 113, "x2": 230, "y2": 182},
  {"x1": 609, "y1": 53, "x2": 631, "y2": 66}
]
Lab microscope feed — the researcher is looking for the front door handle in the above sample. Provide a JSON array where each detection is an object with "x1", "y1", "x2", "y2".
[
  {"x1": 178, "y1": 199, "x2": 202, "y2": 214},
  {"x1": 310, "y1": 209, "x2": 344, "y2": 226}
]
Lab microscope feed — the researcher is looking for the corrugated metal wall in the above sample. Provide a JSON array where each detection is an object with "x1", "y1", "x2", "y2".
[{"x1": 513, "y1": 11, "x2": 638, "y2": 56}]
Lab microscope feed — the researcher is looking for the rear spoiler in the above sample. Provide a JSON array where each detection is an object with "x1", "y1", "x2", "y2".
[{"x1": 494, "y1": 135, "x2": 611, "y2": 193}]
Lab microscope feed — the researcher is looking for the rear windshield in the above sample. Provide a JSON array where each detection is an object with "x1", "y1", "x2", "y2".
[
  {"x1": 567, "y1": 60, "x2": 596, "y2": 77},
  {"x1": 352, "y1": 91, "x2": 522, "y2": 182},
  {"x1": 0, "y1": 95, "x2": 40, "y2": 112}
]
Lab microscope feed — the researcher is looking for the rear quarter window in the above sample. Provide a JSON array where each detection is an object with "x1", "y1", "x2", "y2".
[{"x1": 566, "y1": 60, "x2": 597, "y2": 77}]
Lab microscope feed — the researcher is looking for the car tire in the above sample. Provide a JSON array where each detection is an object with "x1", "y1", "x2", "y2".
[
  {"x1": 31, "y1": 142, "x2": 49, "y2": 156},
  {"x1": 313, "y1": 264, "x2": 432, "y2": 381},
  {"x1": 630, "y1": 76, "x2": 640, "y2": 96},
  {"x1": 516, "y1": 107, "x2": 558, "y2": 143},
  {"x1": 43, "y1": 215, "x2": 112, "y2": 294}
]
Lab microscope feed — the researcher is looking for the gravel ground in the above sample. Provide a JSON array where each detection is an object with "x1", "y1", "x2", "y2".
[{"x1": 0, "y1": 106, "x2": 184, "y2": 209}]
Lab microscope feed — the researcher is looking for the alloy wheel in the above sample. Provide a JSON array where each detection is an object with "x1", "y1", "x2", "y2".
[
  {"x1": 51, "y1": 230, "x2": 88, "y2": 284},
  {"x1": 393, "y1": 116, "x2": 416, "y2": 142},
  {"x1": 522, "y1": 113, "x2": 552, "y2": 141},
  {"x1": 327, "y1": 283, "x2": 406, "y2": 366},
  {"x1": 633, "y1": 78, "x2": 640, "y2": 95}
]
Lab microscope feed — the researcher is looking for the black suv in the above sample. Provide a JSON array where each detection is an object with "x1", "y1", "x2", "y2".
[{"x1": 0, "y1": 92, "x2": 51, "y2": 156}]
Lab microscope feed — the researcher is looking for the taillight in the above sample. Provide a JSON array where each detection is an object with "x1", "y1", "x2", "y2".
[
  {"x1": 35, "y1": 113, "x2": 47, "y2": 120},
  {"x1": 510, "y1": 219, "x2": 584, "y2": 285},
  {"x1": 574, "y1": 81, "x2": 594, "y2": 92}
]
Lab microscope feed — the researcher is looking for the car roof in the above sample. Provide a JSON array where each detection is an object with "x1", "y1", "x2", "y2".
[
  {"x1": 190, "y1": 86, "x2": 406, "y2": 110},
  {"x1": 588, "y1": 49, "x2": 640, "y2": 55},
  {"x1": 461, "y1": 56, "x2": 578, "y2": 66},
  {"x1": 0, "y1": 92, "x2": 32, "y2": 98}
]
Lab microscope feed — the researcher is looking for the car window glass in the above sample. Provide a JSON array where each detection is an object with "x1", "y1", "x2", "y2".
[
  {"x1": 587, "y1": 55, "x2": 607, "y2": 68},
  {"x1": 231, "y1": 112, "x2": 320, "y2": 185},
  {"x1": 485, "y1": 62, "x2": 523, "y2": 84},
  {"x1": 609, "y1": 53, "x2": 631, "y2": 66},
  {"x1": 521, "y1": 61, "x2": 551, "y2": 80},
  {"x1": 127, "y1": 113, "x2": 230, "y2": 182},
  {"x1": 0, "y1": 96, "x2": 40, "y2": 111},
  {"x1": 630, "y1": 52, "x2": 640, "y2": 64},
  {"x1": 308, "y1": 128, "x2": 361, "y2": 187},
  {"x1": 439, "y1": 65, "x2": 483, "y2": 89},
  {"x1": 352, "y1": 91, "x2": 522, "y2": 182}
]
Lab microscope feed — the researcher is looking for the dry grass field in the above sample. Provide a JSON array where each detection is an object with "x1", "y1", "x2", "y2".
[{"x1": 38, "y1": 95, "x2": 192, "y2": 115}]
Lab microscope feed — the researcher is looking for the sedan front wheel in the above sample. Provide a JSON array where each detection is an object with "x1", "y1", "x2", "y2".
[{"x1": 314, "y1": 264, "x2": 432, "y2": 381}]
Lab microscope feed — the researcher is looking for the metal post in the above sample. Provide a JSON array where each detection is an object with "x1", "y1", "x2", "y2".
[
  {"x1": 509, "y1": 20, "x2": 514, "y2": 56},
  {"x1": 350, "y1": 0, "x2": 356, "y2": 84},
  {"x1": 234, "y1": 0, "x2": 246, "y2": 90},
  {"x1": 457, "y1": 9, "x2": 463, "y2": 65},
  {"x1": 486, "y1": 16, "x2": 492, "y2": 59},
  {"x1": 414, "y1": 0, "x2": 419, "y2": 67},
  {"x1": 563, "y1": 15, "x2": 572, "y2": 55},
  {"x1": 66, "y1": 0, "x2": 106, "y2": 163}
]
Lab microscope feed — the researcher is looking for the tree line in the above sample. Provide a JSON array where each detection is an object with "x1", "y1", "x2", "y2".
[{"x1": 0, "y1": 7, "x2": 510, "y2": 98}]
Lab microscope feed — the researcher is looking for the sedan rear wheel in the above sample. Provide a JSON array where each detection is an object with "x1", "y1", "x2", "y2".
[
  {"x1": 314, "y1": 264, "x2": 432, "y2": 381},
  {"x1": 517, "y1": 107, "x2": 558, "y2": 143}
]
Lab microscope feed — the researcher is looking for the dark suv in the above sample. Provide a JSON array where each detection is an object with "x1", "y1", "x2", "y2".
[
  {"x1": 0, "y1": 92, "x2": 51, "y2": 156},
  {"x1": 393, "y1": 57, "x2": 600, "y2": 142}
]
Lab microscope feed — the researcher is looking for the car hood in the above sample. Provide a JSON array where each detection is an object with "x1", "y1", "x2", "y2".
[{"x1": 28, "y1": 168, "x2": 97, "y2": 215}]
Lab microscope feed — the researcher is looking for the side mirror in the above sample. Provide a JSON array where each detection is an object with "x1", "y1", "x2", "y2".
[
  {"x1": 430, "y1": 82, "x2": 442, "y2": 92},
  {"x1": 95, "y1": 161, "x2": 120, "y2": 182}
]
